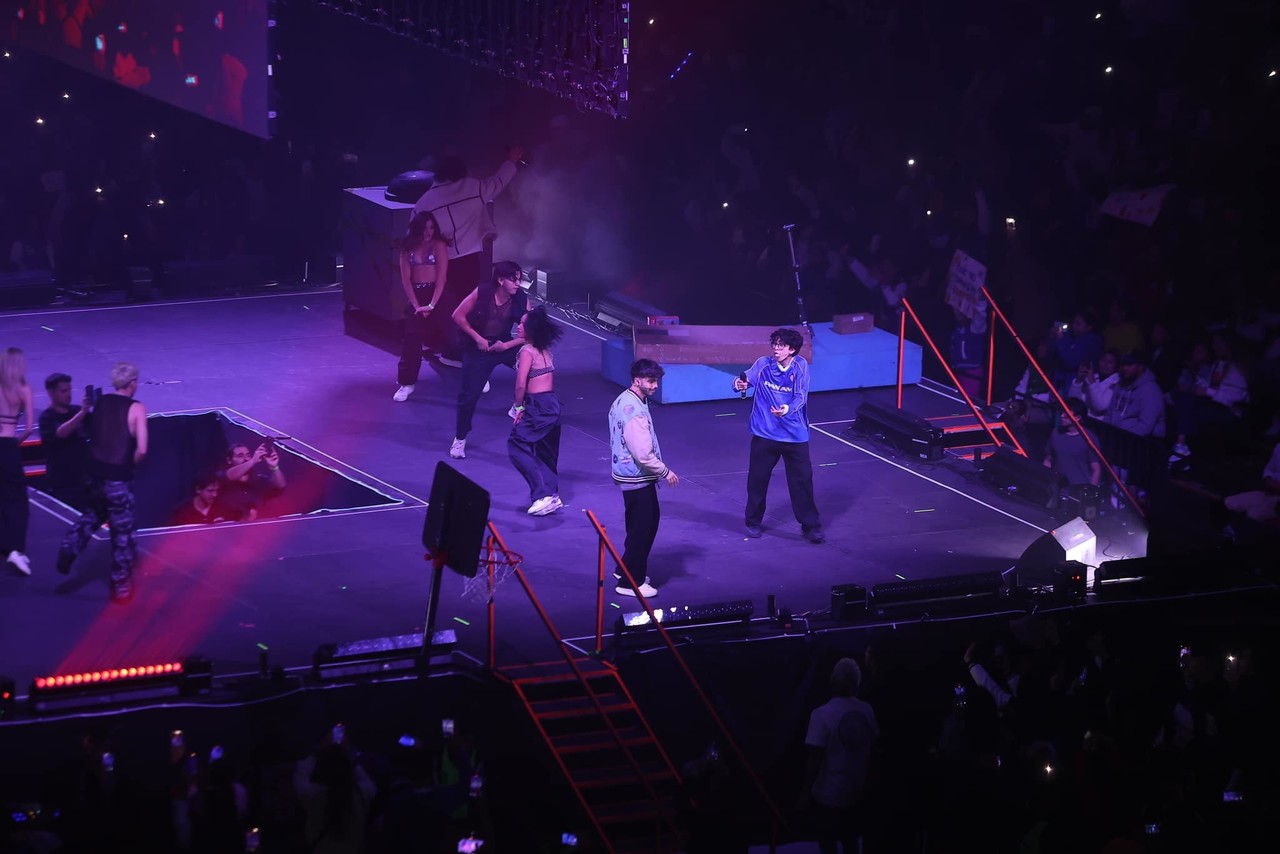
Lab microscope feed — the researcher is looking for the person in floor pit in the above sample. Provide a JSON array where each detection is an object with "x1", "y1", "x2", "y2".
[
  {"x1": 733, "y1": 327, "x2": 825, "y2": 543},
  {"x1": 1044, "y1": 397, "x2": 1103, "y2": 489},
  {"x1": 57, "y1": 362, "x2": 148, "y2": 602},
  {"x1": 412, "y1": 146, "x2": 524, "y2": 367},
  {"x1": 608, "y1": 359, "x2": 678, "y2": 598},
  {"x1": 172, "y1": 471, "x2": 231, "y2": 525},
  {"x1": 393, "y1": 211, "x2": 449, "y2": 402},
  {"x1": 509, "y1": 305, "x2": 564, "y2": 516},
  {"x1": 449, "y1": 260, "x2": 528, "y2": 460},
  {"x1": 38, "y1": 372, "x2": 90, "y2": 510},
  {"x1": 219, "y1": 441, "x2": 286, "y2": 521},
  {"x1": 1, "y1": 347, "x2": 36, "y2": 576}
]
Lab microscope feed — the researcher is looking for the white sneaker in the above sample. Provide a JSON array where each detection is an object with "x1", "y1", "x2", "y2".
[
  {"x1": 615, "y1": 581, "x2": 659, "y2": 598},
  {"x1": 483, "y1": 381, "x2": 491, "y2": 393},
  {"x1": 437, "y1": 355, "x2": 463, "y2": 368},
  {"x1": 393, "y1": 384, "x2": 414, "y2": 402},
  {"x1": 7, "y1": 550, "x2": 31, "y2": 576},
  {"x1": 529, "y1": 495, "x2": 563, "y2": 516},
  {"x1": 527, "y1": 496, "x2": 556, "y2": 515},
  {"x1": 450, "y1": 438, "x2": 466, "y2": 459}
]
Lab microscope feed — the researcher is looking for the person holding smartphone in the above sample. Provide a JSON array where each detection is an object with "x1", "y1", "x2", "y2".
[{"x1": 217, "y1": 441, "x2": 286, "y2": 521}]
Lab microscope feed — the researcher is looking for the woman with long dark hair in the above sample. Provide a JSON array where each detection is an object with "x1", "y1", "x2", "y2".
[
  {"x1": 449, "y1": 260, "x2": 528, "y2": 459},
  {"x1": 509, "y1": 306, "x2": 564, "y2": 515},
  {"x1": 0, "y1": 347, "x2": 35, "y2": 575},
  {"x1": 393, "y1": 211, "x2": 450, "y2": 401}
]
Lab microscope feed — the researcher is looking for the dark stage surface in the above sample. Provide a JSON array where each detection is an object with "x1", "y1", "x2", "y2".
[{"x1": 0, "y1": 291, "x2": 1142, "y2": 691}]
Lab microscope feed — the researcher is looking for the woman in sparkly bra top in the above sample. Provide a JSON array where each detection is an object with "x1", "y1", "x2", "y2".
[
  {"x1": 508, "y1": 306, "x2": 564, "y2": 516},
  {"x1": 392, "y1": 211, "x2": 450, "y2": 402}
]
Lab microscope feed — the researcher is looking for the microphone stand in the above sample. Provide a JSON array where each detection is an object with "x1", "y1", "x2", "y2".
[{"x1": 782, "y1": 223, "x2": 812, "y2": 338}]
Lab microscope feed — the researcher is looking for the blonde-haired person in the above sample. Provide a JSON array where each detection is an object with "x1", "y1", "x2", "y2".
[
  {"x1": 0, "y1": 347, "x2": 36, "y2": 575},
  {"x1": 57, "y1": 362, "x2": 148, "y2": 602}
]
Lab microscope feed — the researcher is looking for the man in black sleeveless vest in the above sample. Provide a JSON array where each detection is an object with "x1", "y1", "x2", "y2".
[{"x1": 56, "y1": 362, "x2": 149, "y2": 603}]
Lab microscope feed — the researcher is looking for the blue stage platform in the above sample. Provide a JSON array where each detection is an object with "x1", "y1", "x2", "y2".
[{"x1": 600, "y1": 322, "x2": 923, "y2": 404}]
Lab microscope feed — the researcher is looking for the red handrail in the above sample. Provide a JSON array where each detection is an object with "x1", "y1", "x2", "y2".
[
  {"x1": 898, "y1": 297, "x2": 1026, "y2": 456},
  {"x1": 482, "y1": 521, "x2": 684, "y2": 850},
  {"x1": 585, "y1": 509, "x2": 784, "y2": 841}
]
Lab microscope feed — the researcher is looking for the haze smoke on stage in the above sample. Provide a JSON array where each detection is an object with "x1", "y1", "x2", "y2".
[{"x1": 501, "y1": 117, "x2": 632, "y2": 290}]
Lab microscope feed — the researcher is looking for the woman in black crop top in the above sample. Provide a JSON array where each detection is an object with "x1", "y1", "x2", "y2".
[
  {"x1": 393, "y1": 212, "x2": 450, "y2": 401},
  {"x1": 1, "y1": 347, "x2": 36, "y2": 575},
  {"x1": 509, "y1": 306, "x2": 564, "y2": 515},
  {"x1": 447, "y1": 260, "x2": 528, "y2": 458}
]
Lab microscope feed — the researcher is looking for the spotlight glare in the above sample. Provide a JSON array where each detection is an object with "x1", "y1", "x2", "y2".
[
  {"x1": 721, "y1": 201, "x2": 729, "y2": 209},
  {"x1": 907, "y1": 158, "x2": 916, "y2": 166},
  {"x1": 1095, "y1": 12, "x2": 1102, "y2": 20},
  {"x1": 148, "y1": 131, "x2": 157, "y2": 139},
  {"x1": 62, "y1": 92, "x2": 70, "y2": 99},
  {"x1": 648, "y1": 18, "x2": 654, "y2": 25},
  {"x1": 926, "y1": 209, "x2": 932, "y2": 216},
  {"x1": 95, "y1": 187, "x2": 103, "y2": 194},
  {"x1": 1270, "y1": 70, "x2": 1277, "y2": 78},
  {"x1": 35, "y1": 117, "x2": 44, "y2": 125},
  {"x1": 1104, "y1": 66, "x2": 1113, "y2": 74},
  {"x1": 157, "y1": 198, "x2": 165, "y2": 205}
]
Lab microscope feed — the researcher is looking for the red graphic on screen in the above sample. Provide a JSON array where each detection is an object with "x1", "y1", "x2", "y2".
[{"x1": 2, "y1": 0, "x2": 270, "y2": 137}]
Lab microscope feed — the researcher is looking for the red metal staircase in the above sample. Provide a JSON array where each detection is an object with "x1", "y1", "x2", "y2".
[{"x1": 500, "y1": 658, "x2": 684, "y2": 852}]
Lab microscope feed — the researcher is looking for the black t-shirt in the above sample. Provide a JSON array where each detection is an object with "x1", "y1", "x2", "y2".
[
  {"x1": 217, "y1": 469, "x2": 280, "y2": 520},
  {"x1": 171, "y1": 498, "x2": 232, "y2": 526},
  {"x1": 37, "y1": 406, "x2": 88, "y2": 488}
]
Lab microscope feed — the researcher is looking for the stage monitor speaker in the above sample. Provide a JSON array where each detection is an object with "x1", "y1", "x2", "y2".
[
  {"x1": 851, "y1": 401, "x2": 945, "y2": 461},
  {"x1": 980, "y1": 445, "x2": 1062, "y2": 510},
  {"x1": 0, "y1": 269, "x2": 56, "y2": 309},
  {"x1": 1015, "y1": 518, "x2": 1097, "y2": 589},
  {"x1": 870, "y1": 571, "x2": 1004, "y2": 615},
  {"x1": 590, "y1": 291, "x2": 675, "y2": 337},
  {"x1": 831, "y1": 584, "x2": 868, "y2": 621}
]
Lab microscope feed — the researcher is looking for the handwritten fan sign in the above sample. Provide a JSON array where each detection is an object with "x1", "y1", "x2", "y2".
[
  {"x1": 1101, "y1": 184, "x2": 1175, "y2": 227},
  {"x1": 945, "y1": 249, "x2": 987, "y2": 321}
]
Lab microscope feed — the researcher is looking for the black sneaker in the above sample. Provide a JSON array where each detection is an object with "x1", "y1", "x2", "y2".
[
  {"x1": 56, "y1": 548, "x2": 75, "y2": 575},
  {"x1": 804, "y1": 528, "x2": 826, "y2": 544},
  {"x1": 745, "y1": 524, "x2": 763, "y2": 538}
]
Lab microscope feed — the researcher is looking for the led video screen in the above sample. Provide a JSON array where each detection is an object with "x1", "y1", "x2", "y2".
[{"x1": 2, "y1": 0, "x2": 272, "y2": 138}]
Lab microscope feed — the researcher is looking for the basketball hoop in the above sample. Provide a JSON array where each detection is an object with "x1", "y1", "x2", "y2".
[{"x1": 461, "y1": 549, "x2": 523, "y2": 604}]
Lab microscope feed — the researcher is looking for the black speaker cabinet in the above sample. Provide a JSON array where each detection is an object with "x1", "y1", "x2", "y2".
[{"x1": 981, "y1": 445, "x2": 1062, "y2": 509}]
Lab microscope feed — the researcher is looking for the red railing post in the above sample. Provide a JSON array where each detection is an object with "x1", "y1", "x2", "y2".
[
  {"x1": 900, "y1": 297, "x2": 1023, "y2": 455},
  {"x1": 897, "y1": 309, "x2": 906, "y2": 409},
  {"x1": 595, "y1": 536, "x2": 606, "y2": 655}
]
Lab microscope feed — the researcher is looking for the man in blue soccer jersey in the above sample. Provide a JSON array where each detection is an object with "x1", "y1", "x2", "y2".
[{"x1": 733, "y1": 328, "x2": 825, "y2": 543}]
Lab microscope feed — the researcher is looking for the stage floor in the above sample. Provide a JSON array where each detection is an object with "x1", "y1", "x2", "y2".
[{"x1": 0, "y1": 290, "x2": 1136, "y2": 691}]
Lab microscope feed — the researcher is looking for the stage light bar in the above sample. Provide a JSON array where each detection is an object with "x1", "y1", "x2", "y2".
[
  {"x1": 870, "y1": 571, "x2": 1005, "y2": 615},
  {"x1": 312, "y1": 630, "x2": 458, "y2": 682},
  {"x1": 616, "y1": 600, "x2": 754, "y2": 633},
  {"x1": 28, "y1": 657, "x2": 213, "y2": 713}
]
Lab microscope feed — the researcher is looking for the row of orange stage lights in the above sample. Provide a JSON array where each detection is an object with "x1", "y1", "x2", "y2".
[{"x1": 33, "y1": 661, "x2": 185, "y2": 691}]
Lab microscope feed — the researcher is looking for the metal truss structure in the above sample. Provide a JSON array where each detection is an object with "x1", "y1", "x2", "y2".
[{"x1": 310, "y1": 0, "x2": 630, "y2": 117}]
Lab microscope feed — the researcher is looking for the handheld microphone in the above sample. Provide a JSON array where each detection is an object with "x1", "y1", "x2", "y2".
[{"x1": 738, "y1": 372, "x2": 748, "y2": 399}]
